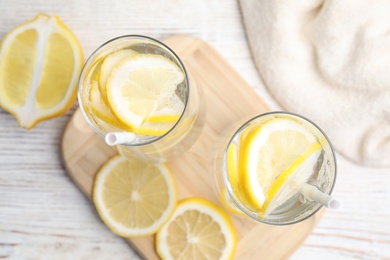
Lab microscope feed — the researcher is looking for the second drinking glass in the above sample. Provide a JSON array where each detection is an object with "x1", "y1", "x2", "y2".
[{"x1": 213, "y1": 112, "x2": 338, "y2": 225}]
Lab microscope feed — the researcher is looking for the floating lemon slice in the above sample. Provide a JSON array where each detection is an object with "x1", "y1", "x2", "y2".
[
  {"x1": 227, "y1": 142, "x2": 239, "y2": 189},
  {"x1": 99, "y1": 49, "x2": 137, "y2": 100},
  {"x1": 0, "y1": 14, "x2": 83, "y2": 128},
  {"x1": 93, "y1": 155, "x2": 177, "y2": 237},
  {"x1": 137, "y1": 121, "x2": 175, "y2": 137},
  {"x1": 220, "y1": 188, "x2": 245, "y2": 215},
  {"x1": 239, "y1": 118, "x2": 317, "y2": 210},
  {"x1": 88, "y1": 80, "x2": 124, "y2": 129},
  {"x1": 106, "y1": 54, "x2": 184, "y2": 132},
  {"x1": 156, "y1": 198, "x2": 236, "y2": 260},
  {"x1": 261, "y1": 142, "x2": 321, "y2": 217},
  {"x1": 147, "y1": 91, "x2": 184, "y2": 123}
]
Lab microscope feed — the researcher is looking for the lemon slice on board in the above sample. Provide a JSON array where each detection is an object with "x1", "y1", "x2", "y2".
[
  {"x1": 0, "y1": 14, "x2": 83, "y2": 128},
  {"x1": 261, "y1": 142, "x2": 322, "y2": 217},
  {"x1": 156, "y1": 198, "x2": 236, "y2": 260},
  {"x1": 93, "y1": 155, "x2": 177, "y2": 237},
  {"x1": 106, "y1": 54, "x2": 184, "y2": 131},
  {"x1": 239, "y1": 118, "x2": 317, "y2": 210}
]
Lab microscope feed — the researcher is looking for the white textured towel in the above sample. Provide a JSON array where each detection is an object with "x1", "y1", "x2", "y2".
[{"x1": 239, "y1": 0, "x2": 390, "y2": 167}]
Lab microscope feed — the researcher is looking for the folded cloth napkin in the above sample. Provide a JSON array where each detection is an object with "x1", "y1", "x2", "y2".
[{"x1": 239, "y1": 0, "x2": 390, "y2": 167}]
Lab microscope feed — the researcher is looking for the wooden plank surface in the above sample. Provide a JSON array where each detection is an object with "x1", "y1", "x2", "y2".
[
  {"x1": 1, "y1": 1, "x2": 390, "y2": 259},
  {"x1": 62, "y1": 35, "x2": 323, "y2": 259}
]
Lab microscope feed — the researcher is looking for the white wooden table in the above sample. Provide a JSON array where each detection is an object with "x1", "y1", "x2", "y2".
[{"x1": 1, "y1": 0, "x2": 389, "y2": 259}]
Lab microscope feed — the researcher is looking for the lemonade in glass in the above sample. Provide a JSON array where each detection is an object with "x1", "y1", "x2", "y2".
[
  {"x1": 214, "y1": 112, "x2": 337, "y2": 225},
  {"x1": 78, "y1": 35, "x2": 204, "y2": 163}
]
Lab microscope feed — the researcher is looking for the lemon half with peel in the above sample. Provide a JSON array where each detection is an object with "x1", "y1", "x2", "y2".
[
  {"x1": 240, "y1": 118, "x2": 318, "y2": 211},
  {"x1": 156, "y1": 198, "x2": 237, "y2": 260},
  {"x1": 93, "y1": 155, "x2": 177, "y2": 237},
  {"x1": 106, "y1": 54, "x2": 184, "y2": 131},
  {"x1": 0, "y1": 14, "x2": 83, "y2": 128}
]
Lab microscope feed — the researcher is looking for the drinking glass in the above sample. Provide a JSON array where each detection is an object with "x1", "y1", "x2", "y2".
[
  {"x1": 78, "y1": 35, "x2": 205, "y2": 163},
  {"x1": 213, "y1": 111, "x2": 337, "y2": 225}
]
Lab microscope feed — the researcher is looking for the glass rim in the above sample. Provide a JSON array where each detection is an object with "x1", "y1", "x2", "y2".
[
  {"x1": 77, "y1": 34, "x2": 190, "y2": 147},
  {"x1": 223, "y1": 111, "x2": 338, "y2": 225}
]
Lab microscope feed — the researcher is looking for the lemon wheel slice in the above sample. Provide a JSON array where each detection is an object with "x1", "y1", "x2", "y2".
[
  {"x1": 137, "y1": 121, "x2": 175, "y2": 137},
  {"x1": 156, "y1": 198, "x2": 237, "y2": 260},
  {"x1": 146, "y1": 92, "x2": 184, "y2": 123},
  {"x1": 93, "y1": 155, "x2": 177, "y2": 237},
  {"x1": 99, "y1": 49, "x2": 137, "y2": 100},
  {"x1": 106, "y1": 54, "x2": 184, "y2": 131},
  {"x1": 0, "y1": 14, "x2": 83, "y2": 128},
  {"x1": 240, "y1": 118, "x2": 317, "y2": 210},
  {"x1": 88, "y1": 80, "x2": 124, "y2": 129},
  {"x1": 261, "y1": 142, "x2": 322, "y2": 216},
  {"x1": 220, "y1": 188, "x2": 245, "y2": 215}
]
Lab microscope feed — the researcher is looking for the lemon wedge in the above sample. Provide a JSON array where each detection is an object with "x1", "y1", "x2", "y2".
[
  {"x1": 240, "y1": 118, "x2": 317, "y2": 210},
  {"x1": 156, "y1": 198, "x2": 236, "y2": 260},
  {"x1": 106, "y1": 54, "x2": 184, "y2": 132},
  {"x1": 93, "y1": 155, "x2": 177, "y2": 237},
  {"x1": 0, "y1": 14, "x2": 83, "y2": 128}
]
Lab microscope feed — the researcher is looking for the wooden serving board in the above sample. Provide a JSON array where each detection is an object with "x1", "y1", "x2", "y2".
[{"x1": 62, "y1": 35, "x2": 323, "y2": 259}]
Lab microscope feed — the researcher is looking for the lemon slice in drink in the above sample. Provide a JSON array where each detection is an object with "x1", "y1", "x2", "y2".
[
  {"x1": 99, "y1": 49, "x2": 138, "y2": 99},
  {"x1": 227, "y1": 142, "x2": 239, "y2": 189},
  {"x1": 136, "y1": 121, "x2": 175, "y2": 136},
  {"x1": 0, "y1": 14, "x2": 83, "y2": 128},
  {"x1": 261, "y1": 142, "x2": 321, "y2": 217},
  {"x1": 106, "y1": 54, "x2": 184, "y2": 132},
  {"x1": 220, "y1": 188, "x2": 244, "y2": 215},
  {"x1": 93, "y1": 155, "x2": 177, "y2": 237},
  {"x1": 240, "y1": 118, "x2": 317, "y2": 210},
  {"x1": 156, "y1": 198, "x2": 237, "y2": 260},
  {"x1": 88, "y1": 80, "x2": 124, "y2": 129},
  {"x1": 222, "y1": 142, "x2": 247, "y2": 215},
  {"x1": 147, "y1": 92, "x2": 184, "y2": 123}
]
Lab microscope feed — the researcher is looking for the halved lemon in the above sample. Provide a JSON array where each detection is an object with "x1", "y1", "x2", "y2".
[
  {"x1": 239, "y1": 118, "x2": 317, "y2": 210},
  {"x1": 0, "y1": 14, "x2": 83, "y2": 128},
  {"x1": 93, "y1": 155, "x2": 177, "y2": 237},
  {"x1": 156, "y1": 198, "x2": 236, "y2": 260},
  {"x1": 106, "y1": 54, "x2": 184, "y2": 131}
]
